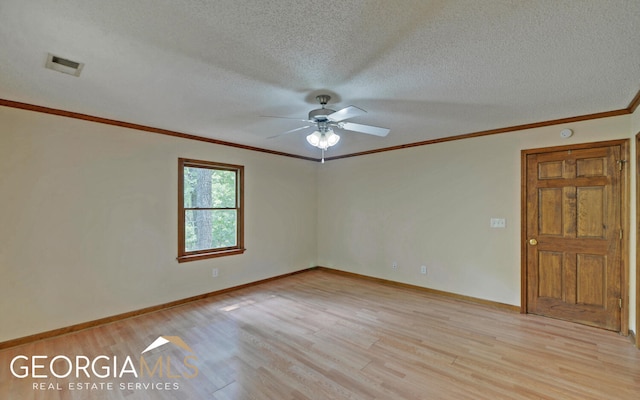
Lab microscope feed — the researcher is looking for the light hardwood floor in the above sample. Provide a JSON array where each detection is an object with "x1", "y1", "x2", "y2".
[{"x1": 1, "y1": 269, "x2": 639, "y2": 399}]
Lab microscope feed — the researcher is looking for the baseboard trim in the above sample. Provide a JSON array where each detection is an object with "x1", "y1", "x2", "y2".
[
  {"x1": 1, "y1": 266, "x2": 522, "y2": 349},
  {"x1": 314, "y1": 266, "x2": 521, "y2": 313},
  {"x1": 0, "y1": 268, "x2": 311, "y2": 350}
]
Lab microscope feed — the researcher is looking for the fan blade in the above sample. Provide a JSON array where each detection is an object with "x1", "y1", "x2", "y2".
[
  {"x1": 340, "y1": 122, "x2": 390, "y2": 137},
  {"x1": 327, "y1": 106, "x2": 367, "y2": 122},
  {"x1": 266, "y1": 125, "x2": 313, "y2": 139},
  {"x1": 261, "y1": 115, "x2": 310, "y2": 122}
]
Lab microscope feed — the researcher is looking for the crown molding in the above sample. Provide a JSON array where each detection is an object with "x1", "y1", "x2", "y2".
[
  {"x1": 628, "y1": 88, "x2": 640, "y2": 113},
  {"x1": 0, "y1": 99, "x2": 319, "y2": 162},
  {"x1": 3, "y1": 88, "x2": 639, "y2": 163},
  {"x1": 326, "y1": 106, "x2": 634, "y2": 162}
]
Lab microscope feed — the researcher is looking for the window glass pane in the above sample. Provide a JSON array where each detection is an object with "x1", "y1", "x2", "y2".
[
  {"x1": 212, "y1": 170, "x2": 236, "y2": 208},
  {"x1": 184, "y1": 167, "x2": 236, "y2": 209},
  {"x1": 185, "y1": 210, "x2": 237, "y2": 252}
]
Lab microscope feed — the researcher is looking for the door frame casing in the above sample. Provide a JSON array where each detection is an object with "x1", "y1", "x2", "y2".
[
  {"x1": 521, "y1": 139, "x2": 630, "y2": 335},
  {"x1": 636, "y1": 132, "x2": 640, "y2": 347}
]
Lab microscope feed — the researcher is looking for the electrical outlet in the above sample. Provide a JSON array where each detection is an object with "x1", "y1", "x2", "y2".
[
  {"x1": 420, "y1": 265, "x2": 427, "y2": 275},
  {"x1": 212, "y1": 268, "x2": 219, "y2": 278},
  {"x1": 392, "y1": 262, "x2": 398, "y2": 270}
]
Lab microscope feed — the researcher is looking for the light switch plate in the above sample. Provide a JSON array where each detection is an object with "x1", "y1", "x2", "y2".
[{"x1": 490, "y1": 218, "x2": 506, "y2": 228}]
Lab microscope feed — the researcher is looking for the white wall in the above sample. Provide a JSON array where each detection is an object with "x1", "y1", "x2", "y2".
[
  {"x1": 2, "y1": 105, "x2": 637, "y2": 343},
  {"x1": 0, "y1": 107, "x2": 318, "y2": 342},
  {"x1": 318, "y1": 114, "x2": 635, "y2": 327}
]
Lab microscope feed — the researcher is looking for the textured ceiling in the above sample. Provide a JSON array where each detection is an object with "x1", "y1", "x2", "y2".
[{"x1": 1, "y1": 0, "x2": 639, "y2": 159}]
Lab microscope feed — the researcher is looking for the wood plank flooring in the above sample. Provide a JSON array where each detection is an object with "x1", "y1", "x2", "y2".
[{"x1": 1, "y1": 269, "x2": 639, "y2": 399}]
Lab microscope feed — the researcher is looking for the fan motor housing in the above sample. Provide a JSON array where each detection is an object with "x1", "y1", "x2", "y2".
[{"x1": 309, "y1": 108, "x2": 335, "y2": 121}]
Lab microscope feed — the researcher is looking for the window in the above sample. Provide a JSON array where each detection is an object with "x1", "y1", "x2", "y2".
[{"x1": 178, "y1": 158, "x2": 244, "y2": 262}]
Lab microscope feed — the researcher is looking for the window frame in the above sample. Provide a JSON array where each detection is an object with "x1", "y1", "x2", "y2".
[{"x1": 177, "y1": 158, "x2": 245, "y2": 263}]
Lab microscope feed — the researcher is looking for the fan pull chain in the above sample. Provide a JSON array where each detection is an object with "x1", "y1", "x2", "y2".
[{"x1": 321, "y1": 149, "x2": 325, "y2": 164}]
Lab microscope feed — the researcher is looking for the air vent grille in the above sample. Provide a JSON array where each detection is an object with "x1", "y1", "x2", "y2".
[{"x1": 45, "y1": 53, "x2": 84, "y2": 77}]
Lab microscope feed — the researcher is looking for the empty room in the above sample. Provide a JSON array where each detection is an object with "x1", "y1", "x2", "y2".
[{"x1": 1, "y1": 1, "x2": 639, "y2": 399}]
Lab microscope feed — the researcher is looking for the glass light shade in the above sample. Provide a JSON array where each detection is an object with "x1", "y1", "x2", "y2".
[
  {"x1": 306, "y1": 131, "x2": 321, "y2": 147},
  {"x1": 306, "y1": 130, "x2": 340, "y2": 150},
  {"x1": 318, "y1": 134, "x2": 329, "y2": 150},
  {"x1": 326, "y1": 131, "x2": 340, "y2": 146}
]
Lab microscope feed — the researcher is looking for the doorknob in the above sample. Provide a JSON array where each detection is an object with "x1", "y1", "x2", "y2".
[{"x1": 529, "y1": 238, "x2": 538, "y2": 245}]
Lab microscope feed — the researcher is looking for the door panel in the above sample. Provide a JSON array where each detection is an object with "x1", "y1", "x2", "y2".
[
  {"x1": 537, "y1": 251, "x2": 562, "y2": 299},
  {"x1": 525, "y1": 144, "x2": 622, "y2": 331},
  {"x1": 577, "y1": 187, "x2": 605, "y2": 238},
  {"x1": 576, "y1": 254, "x2": 605, "y2": 306},
  {"x1": 538, "y1": 188, "x2": 562, "y2": 235}
]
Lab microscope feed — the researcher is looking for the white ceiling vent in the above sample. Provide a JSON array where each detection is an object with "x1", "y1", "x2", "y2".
[{"x1": 45, "y1": 53, "x2": 84, "y2": 77}]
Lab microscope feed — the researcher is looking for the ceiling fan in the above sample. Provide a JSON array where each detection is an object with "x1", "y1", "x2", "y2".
[{"x1": 266, "y1": 95, "x2": 390, "y2": 162}]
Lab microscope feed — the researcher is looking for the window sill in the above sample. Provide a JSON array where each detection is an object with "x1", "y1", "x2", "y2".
[{"x1": 177, "y1": 248, "x2": 246, "y2": 263}]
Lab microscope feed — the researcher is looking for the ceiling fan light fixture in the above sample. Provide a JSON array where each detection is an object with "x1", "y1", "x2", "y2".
[
  {"x1": 327, "y1": 130, "x2": 340, "y2": 146},
  {"x1": 266, "y1": 93, "x2": 387, "y2": 160},
  {"x1": 306, "y1": 131, "x2": 321, "y2": 147},
  {"x1": 306, "y1": 130, "x2": 340, "y2": 150}
]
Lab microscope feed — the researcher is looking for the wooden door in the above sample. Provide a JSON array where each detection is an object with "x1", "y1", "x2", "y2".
[{"x1": 524, "y1": 143, "x2": 623, "y2": 331}]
